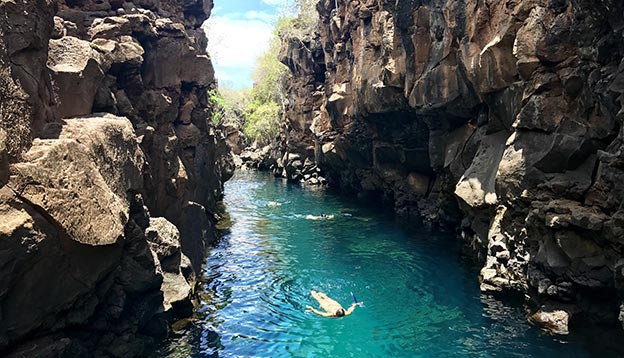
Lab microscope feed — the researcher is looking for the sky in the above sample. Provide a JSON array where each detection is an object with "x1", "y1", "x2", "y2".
[{"x1": 203, "y1": 0, "x2": 293, "y2": 89}]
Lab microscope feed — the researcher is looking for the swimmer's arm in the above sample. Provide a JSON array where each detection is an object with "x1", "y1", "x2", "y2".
[
  {"x1": 344, "y1": 303, "x2": 357, "y2": 316},
  {"x1": 306, "y1": 305, "x2": 333, "y2": 317}
]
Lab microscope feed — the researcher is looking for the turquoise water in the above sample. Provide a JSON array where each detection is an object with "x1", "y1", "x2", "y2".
[{"x1": 158, "y1": 171, "x2": 617, "y2": 357}]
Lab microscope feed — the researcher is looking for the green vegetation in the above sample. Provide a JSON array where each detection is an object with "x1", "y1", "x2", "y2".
[
  {"x1": 279, "y1": 0, "x2": 319, "y2": 38},
  {"x1": 241, "y1": 17, "x2": 292, "y2": 145},
  {"x1": 242, "y1": 100, "x2": 282, "y2": 145},
  {"x1": 208, "y1": 88, "x2": 249, "y2": 127},
  {"x1": 208, "y1": 90, "x2": 227, "y2": 126},
  {"x1": 211, "y1": 0, "x2": 319, "y2": 146}
]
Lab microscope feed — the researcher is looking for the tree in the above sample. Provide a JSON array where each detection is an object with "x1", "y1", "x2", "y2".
[
  {"x1": 233, "y1": 0, "x2": 320, "y2": 146},
  {"x1": 208, "y1": 88, "x2": 249, "y2": 127}
]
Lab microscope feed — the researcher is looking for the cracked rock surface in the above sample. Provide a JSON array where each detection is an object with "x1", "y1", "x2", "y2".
[
  {"x1": 0, "y1": 0, "x2": 233, "y2": 356},
  {"x1": 279, "y1": 0, "x2": 624, "y2": 335}
]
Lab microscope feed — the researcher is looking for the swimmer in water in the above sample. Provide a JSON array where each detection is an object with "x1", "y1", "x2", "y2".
[
  {"x1": 305, "y1": 213, "x2": 334, "y2": 220},
  {"x1": 305, "y1": 290, "x2": 357, "y2": 317}
]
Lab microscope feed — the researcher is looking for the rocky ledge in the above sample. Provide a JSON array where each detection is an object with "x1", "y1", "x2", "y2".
[
  {"x1": 0, "y1": 0, "x2": 233, "y2": 356},
  {"x1": 279, "y1": 0, "x2": 624, "y2": 335},
  {"x1": 237, "y1": 144, "x2": 328, "y2": 186}
]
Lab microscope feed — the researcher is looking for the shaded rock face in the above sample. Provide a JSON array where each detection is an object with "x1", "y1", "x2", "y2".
[
  {"x1": 0, "y1": 0, "x2": 232, "y2": 356},
  {"x1": 247, "y1": 33, "x2": 330, "y2": 185},
  {"x1": 281, "y1": 0, "x2": 624, "y2": 332},
  {"x1": 0, "y1": 0, "x2": 58, "y2": 160}
]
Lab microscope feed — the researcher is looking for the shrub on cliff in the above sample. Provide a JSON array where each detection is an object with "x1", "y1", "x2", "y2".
[
  {"x1": 208, "y1": 89, "x2": 249, "y2": 128},
  {"x1": 243, "y1": 100, "x2": 282, "y2": 145},
  {"x1": 282, "y1": 0, "x2": 319, "y2": 38},
  {"x1": 240, "y1": 0, "x2": 318, "y2": 146},
  {"x1": 241, "y1": 20, "x2": 291, "y2": 145}
]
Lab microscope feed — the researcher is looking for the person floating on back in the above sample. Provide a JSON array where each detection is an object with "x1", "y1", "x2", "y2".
[
  {"x1": 305, "y1": 290, "x2": 357, "y2": 317},
  {"x1": 305, "y1": 213, "x2": 334, "y2": 220}
]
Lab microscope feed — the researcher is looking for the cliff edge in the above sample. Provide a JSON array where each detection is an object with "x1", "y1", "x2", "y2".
[
  {"x1": 280, "y1": 0, "x2": 624, "y2": 334},
  {"x1": 0, "y1": 0, "x2": 233, "y2": 356}
]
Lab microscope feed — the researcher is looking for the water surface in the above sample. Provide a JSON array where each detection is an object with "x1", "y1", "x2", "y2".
[{"x1": 158, "y1": 171, "x2": 616, "y2": 357}]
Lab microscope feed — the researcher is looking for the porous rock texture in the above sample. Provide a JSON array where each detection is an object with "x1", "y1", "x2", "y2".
[
  {"x1": 0, "y1": 0, "x2": 233, "y2": 356},
  {"x1": 280, "y1": 0, "x2": 624, "y2": 334}
]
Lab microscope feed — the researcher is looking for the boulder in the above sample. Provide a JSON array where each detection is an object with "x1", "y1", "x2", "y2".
[
  {"x1": 91, "y1": 37, "x2": 145, "y2": 69},
  {"x1": 88, "y1": 14, "x2": 155, "y2": 40},
  {"x1": 455, "y1": 131, "x2": 509, "y2": 208},
  {"x1": 8, "y1": 115, "x2": 144, "y2": 246},
  {"x1": 514, "y1": 6, "x2": 547, "y2": 79},
  {"x1": 161, "y1": 271, "x2": 192, "y2": 312},
  {"x1": 145, "y1": 217, "x2": 181, "y2": 273},
  {"x1": 0, "y1": 187, "x2": 123, "y2": 350},
  {"x1": 529, "y1": 305, "x2": 574, "y2": 335},
  {"x1": 178, "y1": 202, "x2": 214, "y2": 274},
  {"x1": 142, "y1": 36, "x2": 213, "y2": 88},
  {"x1": 48, "y1": 37, "x2": 105, "y2": 118},
  {"x1": 181, "y1": 55, "x2": 215, "y2": 86}
]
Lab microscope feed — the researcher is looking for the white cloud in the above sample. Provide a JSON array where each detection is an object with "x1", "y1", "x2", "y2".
[
  {"x1": 244, "y1": 10, "x2": 276, "y2": 22},
  {"x1": 260, "y1": 0, "x2": 292, "y2": 6},
  {"x1": 203, "y1": 15, "x2": 275, "y2": 88}
]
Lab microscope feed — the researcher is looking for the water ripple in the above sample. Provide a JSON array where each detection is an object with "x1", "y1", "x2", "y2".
[{"x1": 156, "y1": 171, "x2": 617, "y2": 358}]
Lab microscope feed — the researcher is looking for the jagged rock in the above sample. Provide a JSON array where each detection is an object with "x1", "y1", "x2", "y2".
[
  {"x1": 117, "y1": 243, "x2": 161, "y2": 295},
  {"x1": 175, "y1": 123, "x2": 201, "y2": 148},
  {"x1": 161, "y1": 271, "x2": 192, "y2": 312},
  {"x1": 455, "y1": 131, "x2": 509, "y2": 208},
  {"x1": 0, "y1": 0, "x2": 58, "y2": 156},
  {"x1": 277, "y1": 0, "x2": 624, "y2": 333},
  {"x1": 143, "y1": 37, "x2": 214, "y2": 88},
  {"x1": 146, "y1": 217, "x2": 181, "y2": 273},
  {"x1": 0, "y1": 186, "x2": 123, "y2": 351},
  {"x1": 0, "y1": 114, "x2": 152, "y2": 351},
  {"x1": 88, "y1": 13, "x2": 157, "y2": 40},
  {"x1": 1, "y1": 0, "x2": 229, "y2": 355},
  {"x1": 178, "y1": 201, "x2": 213, "y2": 274},
  {"x1": 91, "y1": 37, "x2": 145, "y2": 68},
  {"x1": 4, "y1": 335, "x2": 74, "y2": 358},
  {"x1": 223, "y1": 125, "x2": 243, "y2": 155},
  {"x1": 9, "y1": 115, "x2": 143, "y2": 246},
  {"x1": 48, "y1": 36, "x2": 105, "y2": 118},
  {"x1": 529, "y1": 305, "x2": 574, "y2": 335}
]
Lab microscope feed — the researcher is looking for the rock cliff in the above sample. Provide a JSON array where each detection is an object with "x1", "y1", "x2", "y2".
[
  {"x1": 280, "y1": 0, "x2": 624, "y2": 333},
  {"x1": 0, "y1": 0, "x2": 233, "y2": 356}
]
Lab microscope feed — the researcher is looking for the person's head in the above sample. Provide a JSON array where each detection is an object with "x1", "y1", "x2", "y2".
[{"x1": 335, "y1": 308, "x2": 346, "y2": 317}]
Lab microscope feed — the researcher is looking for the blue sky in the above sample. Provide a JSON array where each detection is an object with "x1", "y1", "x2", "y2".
[{"x1": 203, "y1": 0, "x2": 292, "y2": 89}]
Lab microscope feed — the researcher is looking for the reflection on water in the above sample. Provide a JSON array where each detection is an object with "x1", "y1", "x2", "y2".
[{"x1": 156, "y1": 171, "x2": 621, "y2": 358}]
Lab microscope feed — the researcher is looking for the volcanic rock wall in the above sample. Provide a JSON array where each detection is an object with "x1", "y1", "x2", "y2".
[
  {"x1": 280, "y1": 0, "x2": 624, "y2": 333},
  {"x1": 0, "y1": 0, "x2": 233, "y2": 356}
]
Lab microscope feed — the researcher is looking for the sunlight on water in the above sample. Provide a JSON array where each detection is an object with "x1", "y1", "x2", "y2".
[{"x1": 157, "y1": 171, "x2": 611, "y2": 358}]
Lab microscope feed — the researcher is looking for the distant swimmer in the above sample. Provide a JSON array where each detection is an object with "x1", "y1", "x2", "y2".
[
  {"x1": 306, "y1": 213, "x2": 334, "y2": 220},
  {"x1": 306, "y1": 290, "x2": 357, "y2": 318},
  {"x1": 268, "y1": 201, "x2": 282, "y2": 207}
]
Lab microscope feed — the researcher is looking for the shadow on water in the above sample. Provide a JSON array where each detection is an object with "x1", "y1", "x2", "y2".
[{"x1": 155, "y1": 171, "x2": 624, "y2": 358}]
